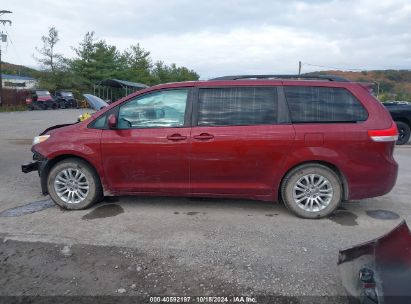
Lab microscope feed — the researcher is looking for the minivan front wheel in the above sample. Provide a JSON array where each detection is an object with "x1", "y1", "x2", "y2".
[
  {"x1": 47, "y1": 158, "x2": 103, "y2": 210},
  {"x1": 281, "y1": 164, "x2": 342, "y2": 219}
]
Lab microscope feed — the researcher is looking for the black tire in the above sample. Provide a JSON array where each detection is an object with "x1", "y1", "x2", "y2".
[
  {"x1": 281, "y1": 164, "x2": 342, "y2": 219},
  {"x1": 395, "y1": 121, "x2": 410, "y2": 145},
  {"x1": 47, "y1": 158, "x2": 103, "y2": 210},
  {"x1": 35, "y1": 101, "x2": 46, "y2": 110}
]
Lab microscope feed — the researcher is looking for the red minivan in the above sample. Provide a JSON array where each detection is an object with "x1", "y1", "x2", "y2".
[{"x1": 22, "y1": 75, "x2": 398, "y2": 218}]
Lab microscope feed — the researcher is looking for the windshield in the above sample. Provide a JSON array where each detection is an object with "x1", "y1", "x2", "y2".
[
  {"x1": 36, "y1": 90, "x2": 51, "y2": 96},
  {"x1": 82, "y1": 94, "x2": 109, "y2": 111},
  {"x1": 61, "y1": 92, "x2": 73, "y2": 97}
]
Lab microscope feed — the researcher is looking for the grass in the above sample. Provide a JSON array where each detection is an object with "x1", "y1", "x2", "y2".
[{"x1": 0, "y1": 104, "x2": 27, "y2": 112}]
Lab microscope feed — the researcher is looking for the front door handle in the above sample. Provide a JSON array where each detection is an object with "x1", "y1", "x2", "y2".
[
  {"x1": 167, "y1": 134, "x2": 187, "y2": 141},
  {"x1": 193, "y1": 133, "x2": 214, "y2": 140}
]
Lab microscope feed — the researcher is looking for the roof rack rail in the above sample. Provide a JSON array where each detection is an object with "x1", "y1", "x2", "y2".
[{"x1": 209, "y1": 74, "x2": 350, "y2": 82}]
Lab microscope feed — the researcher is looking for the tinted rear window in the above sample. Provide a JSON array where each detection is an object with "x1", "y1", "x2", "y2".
[
  {"x1": 284, "y1": 86, "x2": 368, "y2": 123},
  {"x1": 198, "y1": 87, "x2": 277, "y2": 126}
]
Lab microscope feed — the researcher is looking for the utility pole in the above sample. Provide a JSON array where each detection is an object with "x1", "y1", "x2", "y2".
[
  {"x1": 0, "y1": 45, "x2": 2, "y2": 106},
  {"x1": 298, "y1": 61, "x2": 302, "y2": 78},
  {"x1": 0, "y1": 10, "x2": 12, "y2": 106}
]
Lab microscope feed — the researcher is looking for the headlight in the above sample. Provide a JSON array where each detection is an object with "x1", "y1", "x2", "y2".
[{"x1": 32, "y1": 135, "x2": 50, "y2": 145}]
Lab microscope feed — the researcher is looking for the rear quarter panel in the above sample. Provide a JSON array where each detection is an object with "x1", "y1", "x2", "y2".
[{"x1": 277, "y1": 81, "x2": 397, "y2": 201}]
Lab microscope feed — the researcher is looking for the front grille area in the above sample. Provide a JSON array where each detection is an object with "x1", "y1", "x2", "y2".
[{"x1": 32, "y1": 151, "x2": 46, "y2": 161}]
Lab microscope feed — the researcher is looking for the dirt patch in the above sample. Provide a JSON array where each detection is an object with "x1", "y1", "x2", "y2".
[
  {"x1": 366, "y1": 209, "x2": 400, "y2": 220},
  {"x1": 0, "y1": 199, "x2": 55, "y2": 217},
  {"x1": 328, "y1": 211, "x2": 358, "y2": 226},
  {"x1": 0, "y1": 238, "x2": 260, "y2": 299},
  {"x1": 7, "y1": 139, "x2": 33, "y2": 145},
  {"x1": 82, "y1": 204, "x2": 124, "y2": 220},
  {"x1": 185, "y1": 212, "x2": 199, "y2": 216}
]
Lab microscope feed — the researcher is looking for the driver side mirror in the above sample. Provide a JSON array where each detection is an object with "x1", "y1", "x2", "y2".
[{"x1": 107, "y1": 114, "x2": 117, "y2": 129}]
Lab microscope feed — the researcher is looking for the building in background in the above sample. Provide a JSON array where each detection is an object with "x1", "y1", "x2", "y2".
[{"x1": 1, "y1": 74, "x2": 37, "y2": 90}]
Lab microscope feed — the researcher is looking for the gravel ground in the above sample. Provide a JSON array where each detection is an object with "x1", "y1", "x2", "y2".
[{"x1": 0, "y1": 109, "x2": 410, "y2": 303}]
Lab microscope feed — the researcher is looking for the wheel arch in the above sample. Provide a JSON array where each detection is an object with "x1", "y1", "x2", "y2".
[
  {"x1": 278, "y1": 160, "x2": 349, "y2": 202},
  {"x1": 40, "y1": 154, "x2": 107, "y2": 195},
  {"x1": 394, "y1": 117, "x2": 411, "y2": 127}
]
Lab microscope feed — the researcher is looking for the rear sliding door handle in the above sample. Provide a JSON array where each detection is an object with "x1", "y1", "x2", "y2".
[
  {"x1": 167, "y1": 134, "x2": 187, "y2": 141},
  {"x1": 193, "y1": 133, "x2": 214, "y2": 140}
]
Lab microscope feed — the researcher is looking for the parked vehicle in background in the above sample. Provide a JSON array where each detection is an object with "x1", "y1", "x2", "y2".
[
  {"x1": 383, "y1": 101, "x2": 411, "y2": 145},
  {"x1": 26, "y1": 89, "x2": 57, "y2": 110},
  {"x1": 22, "y1": 75, "x2": 398, "y2": 219},
  {"x1": 54, "y1": 90, "x2": 77, "y2": 109}
]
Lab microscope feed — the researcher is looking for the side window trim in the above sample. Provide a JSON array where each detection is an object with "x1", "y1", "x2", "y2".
[
  {"x1": 191, "y1": 87, "x2": 200, "y2": 127},
  {"x1": 192, "y1": 86, "x2": 283, "y2": 127},
  {"x1": 184, "y1": 87, "x2": 194, "y2": 128},
  {"x1": 277, "y1": 86, "x2": 291, "y2": 124}
]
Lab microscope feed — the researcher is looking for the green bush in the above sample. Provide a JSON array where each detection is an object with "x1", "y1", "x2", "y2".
[{"x1": 0, "y1": 104, "x2": 27, "y2": 112}]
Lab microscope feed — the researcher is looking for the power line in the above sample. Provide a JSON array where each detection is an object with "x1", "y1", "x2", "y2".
[{"x1": 302, "y1": 62, "x2": 364, "y2": 71}]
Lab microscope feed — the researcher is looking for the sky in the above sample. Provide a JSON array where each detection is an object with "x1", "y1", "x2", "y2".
[{"x1": 1, "y1": 0, "x2": 411, "y2": 79}]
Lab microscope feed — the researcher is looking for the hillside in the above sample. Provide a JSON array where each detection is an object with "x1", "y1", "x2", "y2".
[
  {"x1": 1, "y1": 61, "x2": 410, "y2": 101},
  {"x1": 1, "y1": 62, "x2": 37, "y2": 77},
  {"x1": 307, "y1": 70, "x2": 411, "y2": 100}
]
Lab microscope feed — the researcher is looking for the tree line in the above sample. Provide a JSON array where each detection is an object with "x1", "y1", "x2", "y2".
[{"x1": 34, "y1": 27, "x2": 200, "y2": 94}]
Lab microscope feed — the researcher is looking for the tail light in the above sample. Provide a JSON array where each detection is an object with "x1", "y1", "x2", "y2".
[
  {"x1": 368, "y1": 122, "x2": 398, "y2": 142},
  {"x1": 25, "y1": 97, "x2": 32, "y2": 105}
]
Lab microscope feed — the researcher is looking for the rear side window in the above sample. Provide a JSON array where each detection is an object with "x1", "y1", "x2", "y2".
[
  {"x1": 284, "y1": 86, "x2": 368, "y2": 123},
  {"x1": 197, "y1": 87, "x2": 277, "y2": 126}
]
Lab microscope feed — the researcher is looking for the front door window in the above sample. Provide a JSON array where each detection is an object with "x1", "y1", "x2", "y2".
[{"x1": 118, "y1": 89, "x2": 189, "y2": 129}]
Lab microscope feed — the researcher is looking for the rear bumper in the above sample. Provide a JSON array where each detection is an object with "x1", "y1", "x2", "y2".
[{"x1": 348, "y1": 158, "x2": 398, "y2": 200}]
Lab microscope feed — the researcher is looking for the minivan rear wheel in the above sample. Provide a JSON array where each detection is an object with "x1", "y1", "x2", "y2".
[
  {"x1": 47, "y1": 158, "x2": 103, "y2": 210},
  {"x1": 281, "y1": 164, "x2": 342, "y2": 219}
]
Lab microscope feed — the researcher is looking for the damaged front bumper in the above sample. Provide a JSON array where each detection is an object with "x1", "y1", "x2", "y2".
[
  {"x1": 21, "y1": 161, "x2": 39, "y2": 173},
  {"x1": 21, "y1": 150, "x2": 50, "y2": 194},
  {"x1": 21, "y1": 149, "x2": 47, "y2": 174},
  {"x1": 338, "y1": 220, "x2": 411, "y2": 304}
]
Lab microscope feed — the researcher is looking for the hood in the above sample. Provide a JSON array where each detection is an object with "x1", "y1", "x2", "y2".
[
  {"x1": 37, "y1": 96, "x2": 53, "y2": 101},
  {"x1": 83, "y1": 94, "x2": 109, "y2": 111},
  {"x1": 37, "y1": 94, "x2": 108, "y2": 136},
  {"x1": 39, "y1": 123, "x2": 76, "y2": 135}
]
